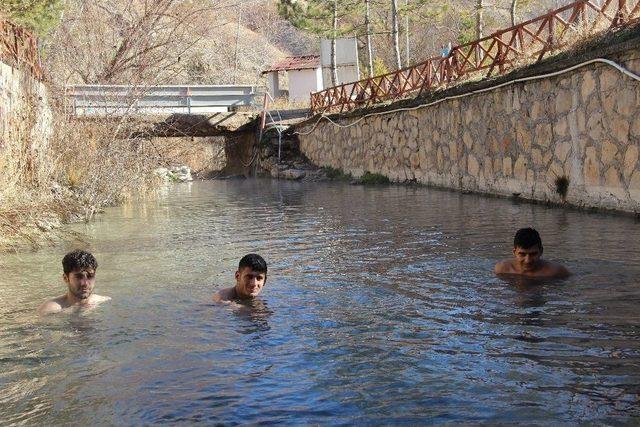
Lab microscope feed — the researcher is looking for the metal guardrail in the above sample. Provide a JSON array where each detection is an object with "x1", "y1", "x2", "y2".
[
  {"x1": 311, "y1": 0, "x2": 640, "y2": 114},
  {"x1": 0, "y1": 18, "x2": 43, "y2": 80},
  {"x1": 67, "y1": 84, "x2": 264, "y2": 116}
]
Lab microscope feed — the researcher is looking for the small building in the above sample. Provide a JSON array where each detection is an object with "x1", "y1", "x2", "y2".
[
  {"x1": 261, "y1": 55, "x2": 323, "y2": 104},
  {"x1": 320, "y1": 38, "x2": 360, "y2": 88}
]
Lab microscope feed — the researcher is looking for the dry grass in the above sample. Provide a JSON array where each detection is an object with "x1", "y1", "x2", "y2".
[
  {"x1": 0, "y1": 87, "x2": 164, "y2": 252},
  {"x1": 149, "y1": 136, "x2": 227, "y2": 178},
  {"x1": 50, "y1": 115, "x2": 160, "y2": 219},
  {"x1": 268, "y1": 96, "x2": 309, "y2": 111}
]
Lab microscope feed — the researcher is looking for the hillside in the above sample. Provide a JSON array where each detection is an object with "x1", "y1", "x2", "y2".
[{"x1": 39, "y1": 0, "x2": 316, "y2": 87}]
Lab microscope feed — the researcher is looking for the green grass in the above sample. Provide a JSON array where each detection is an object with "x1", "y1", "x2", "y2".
[
  {"x1": 322, "y1": 167, "x2": 352, "y2": 181},
  {"x1": 359, "y1": 171, "x2": 390, "y2": 185}
]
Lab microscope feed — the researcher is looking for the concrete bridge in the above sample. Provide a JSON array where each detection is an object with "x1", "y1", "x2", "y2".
[
  {"x1": 67, "y1": 84, "x2": 262, "y2": 116},
  {"x1": 66, "y1": 83, "x2": 310, "y2": 176},
  {"x1": 67, "y1": 84, "x2": 266, "y2": 136},
  {"x1": 67, "y1": 84, "x2": 308, "y2": 137}
]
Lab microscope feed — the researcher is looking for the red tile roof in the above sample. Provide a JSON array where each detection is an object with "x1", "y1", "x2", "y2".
[{"x1": 262, "y1": 55, "x2": 320, "y2": 74}]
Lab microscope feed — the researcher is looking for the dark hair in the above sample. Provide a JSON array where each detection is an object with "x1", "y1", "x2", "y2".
[
  {"x1": 514, "y1": 228, "x2": 543, "y2": 252},
  {"x1": 239, "y1": 253, "x2": 267, "y2": 274},
  {"x1": 62, "y1": 250, "x2": 98, "y2": 275}
]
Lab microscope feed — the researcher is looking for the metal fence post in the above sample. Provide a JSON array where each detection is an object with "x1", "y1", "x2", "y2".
[
  {"x1": 186, "y1": 87, "x2": 192, "y2": 114},
  {"x1": 616, "y1": 0, "x2": 628, "y2": 25}
]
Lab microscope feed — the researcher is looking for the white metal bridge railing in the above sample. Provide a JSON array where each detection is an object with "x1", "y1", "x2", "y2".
[{"x1": 67, "y1": 84, "x2": 264, "y2": 116}]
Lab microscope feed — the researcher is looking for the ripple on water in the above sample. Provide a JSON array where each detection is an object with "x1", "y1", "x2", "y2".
[{"x1": 1, "y1": 180, "x2": 640, "y2": 424}]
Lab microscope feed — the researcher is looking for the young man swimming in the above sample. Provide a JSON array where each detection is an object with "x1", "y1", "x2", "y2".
[
  {"x1": 494, "y1": 228, "x2": 571, "y2": 279},
  {"x1": 213, "y1": 254, "x2": 268, "y2": 302},
  {"x1": 38, "y1": 250, "x2": 111, "y2": 314}
]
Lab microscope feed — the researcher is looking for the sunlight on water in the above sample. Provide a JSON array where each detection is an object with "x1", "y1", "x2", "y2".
[{"x1": 1, "y1": 179, "x2": 639, "y2": 424}]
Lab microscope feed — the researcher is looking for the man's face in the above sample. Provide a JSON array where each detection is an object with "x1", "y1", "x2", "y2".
[
  {"x1": 64, "y1": 269, "x2": 96, "y2": 300},
  {"x1": 235, "y1": 267, "x2": 266, "y2": 299},
  {"x1": 513, "y1": 245, "x2": 542, "y2": 272}
]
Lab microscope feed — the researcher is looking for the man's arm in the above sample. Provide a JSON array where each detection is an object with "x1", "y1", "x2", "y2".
[{"x1": 551, "y1": 262, "x2": 571, "y2": 278}]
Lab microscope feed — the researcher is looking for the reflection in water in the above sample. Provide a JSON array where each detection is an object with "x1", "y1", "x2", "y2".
[
  {"x1": 498, "y1": 274, "x2": 548, "y2": 326},
  {"x1": 1, "y1": 179, "x2": 640, "y2": 424},
  {"x1": 231, "y1": 298, "x2": 273, "y2": 334}
]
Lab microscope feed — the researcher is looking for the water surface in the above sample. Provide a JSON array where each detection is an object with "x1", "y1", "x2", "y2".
[{"x1": 1, "y1": 179, "x2": 639, "y2": 424}]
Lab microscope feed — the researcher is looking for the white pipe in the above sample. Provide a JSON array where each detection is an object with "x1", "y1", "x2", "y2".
[{"x1": 296, "y1": 58, "x2": 640, "y2": 135}]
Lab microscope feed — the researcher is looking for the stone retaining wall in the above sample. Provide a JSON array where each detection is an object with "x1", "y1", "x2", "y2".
[{"x1": 299, "y1": 48, "x2": 640, "y2": 213}]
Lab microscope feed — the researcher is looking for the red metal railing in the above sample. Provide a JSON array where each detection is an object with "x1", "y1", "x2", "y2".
[
  {"x1": 0, "y1": 18, "x2": 43, "y2": 80},
  {"x1": 311, "y1": 0, "x2": 640, "y2": 114}
]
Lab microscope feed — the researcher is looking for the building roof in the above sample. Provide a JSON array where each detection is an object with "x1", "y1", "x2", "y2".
[{"x1": 262, "y1": 55, "x2": 320, "y2": 74}]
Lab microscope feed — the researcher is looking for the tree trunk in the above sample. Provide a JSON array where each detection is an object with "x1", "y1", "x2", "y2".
[
  {"x1": 510, "y1": 0, "x2": 518, "y2": 27},
  {"x1": 475, "y1": 0, "x2": 483, "y2": 40},
  {"x1": 365, "y1": 0, "x2": 374, "y2": 77},
  {"x1": 391, "y1": 0, "x2": 402, "y2": 69},
  {"x1": 475, "y1": 0, "x2": 483, "y2": 64},
  {"x1": 233, "y1": 6, "x2": 242, "y2": 84},
  {"x1": 331, "y1": 0, "x2": 339, "y2": 86},
  {"x1": 405, "y1": 0, "x2": 410, "y2": 65}
]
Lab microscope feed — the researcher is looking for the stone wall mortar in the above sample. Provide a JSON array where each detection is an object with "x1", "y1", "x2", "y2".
[{"x1": 299, "y1": 48, "x2": 640, "y2": 213}]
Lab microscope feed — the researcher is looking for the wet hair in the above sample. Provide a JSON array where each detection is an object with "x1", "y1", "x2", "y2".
[
  {"x1": 514, "y1": 228, "x2": 543, "y2": 252},
  {"x1": 62, "y1": 250, "x2": 98, "y2": 275},
  {"x1": 239, "y1": 253, "x2": 267, "y2": 274}
]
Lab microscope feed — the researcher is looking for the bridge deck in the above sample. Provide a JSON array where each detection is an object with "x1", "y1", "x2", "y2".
[{"x1": 67, "y1": 85, "x2": 264, "y2": 116}]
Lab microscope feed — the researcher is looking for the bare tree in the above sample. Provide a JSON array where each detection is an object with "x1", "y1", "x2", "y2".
[
  {"x1": 331, "y1": 0, "x2": 339, "y2": 86},
  {"x1": 391, "y1": 0, "x2": 401, "y2": 69},
  {"x1": 475, "y1": 0, "x2": 484, "y2": 64},
  {"x1": 405, "y1": 0, "x2": 410, "y2": 65},
  {"x1": 233, "y1": 5, "x2": 243, "y2": 84},
  {"x1": 475, "y1": 0, "x2": 484, "y2": 40},
  {"x1": 45, "y1": 0, "x2": 243, "y2": 85},
  {"x1": 365, "y1": 0, "x2": 374, "y2": 77}
]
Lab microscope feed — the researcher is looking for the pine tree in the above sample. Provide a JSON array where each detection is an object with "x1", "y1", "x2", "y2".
[
  {"x1": 278, "y1": 0, "x2": 361, "y2": 85},
  {"x1": 0, "y1": 0, "x2": 64, "y2": 35}
]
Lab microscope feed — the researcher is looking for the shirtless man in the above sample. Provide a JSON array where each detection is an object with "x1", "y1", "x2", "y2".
[
  {"x1": 494, "y1": 227, "x2": 570, "y2": 279},
  {"x1": 213, "y1": 254, "x2": 268, "y2": 302},
  {"x1": 38, "y1": 250, "x2": 111, "y2": 314}
]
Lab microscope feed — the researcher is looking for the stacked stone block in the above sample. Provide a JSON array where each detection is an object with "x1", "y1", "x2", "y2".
[{"x1": 299, "y1": 49, "x2": 640, "y2": 213}]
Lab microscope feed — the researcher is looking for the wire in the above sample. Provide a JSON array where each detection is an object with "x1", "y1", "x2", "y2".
[{"x1": 294, "y1": 58, "x2": 640, "y2": 136}]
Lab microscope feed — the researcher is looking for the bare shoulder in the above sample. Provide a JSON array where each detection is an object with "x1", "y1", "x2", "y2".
[
  {"x1": 38, "y1": 296, "x2": 65, "y2": 314},
  {"x1": 494, "y1": 259, "x2": 514, "y2": 274},
  {"x1": 92, "y1": 294, "x2": 112, "y2": 303},
  {"x1": 544, "y1": 260, "x2": 571, "y2": 278},
  {"x1": 213, "y1": 287, "x2": 234, "y2": 303}
]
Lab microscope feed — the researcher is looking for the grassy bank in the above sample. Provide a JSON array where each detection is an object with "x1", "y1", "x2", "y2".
[{"x1": 0, "y1": 90, "x2": 162, "y2": 252}]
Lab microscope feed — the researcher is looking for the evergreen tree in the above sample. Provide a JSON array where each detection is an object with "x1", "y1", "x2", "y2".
[
  {"x1": 278, "y1": 0, "x2": 361, "y2": 85},
  {"x1": 0, "y1": 0, "x2": 64, "y2": 35}
]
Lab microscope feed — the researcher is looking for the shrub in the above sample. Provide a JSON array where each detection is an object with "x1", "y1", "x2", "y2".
[{"x1": 359, "y1": 171, "x2": 390, "y2": 185}]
